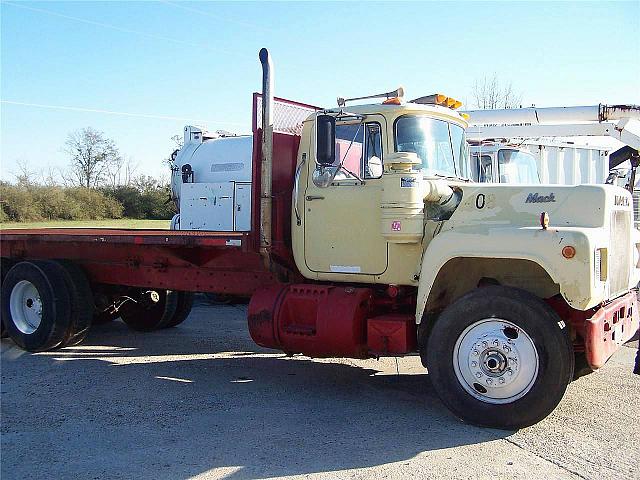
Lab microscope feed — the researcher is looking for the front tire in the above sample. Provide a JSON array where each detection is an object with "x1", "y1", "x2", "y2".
[{"x1": 425, "y1": 286, "x2": 574, "y2": 429}]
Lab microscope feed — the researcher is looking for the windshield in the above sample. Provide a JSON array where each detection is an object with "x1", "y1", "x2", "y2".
[
  {"x1": 498, "y1": 149, "x2": 540, "y2": 184},
  {"x1": 395, "y1": 116, "x2": 467, "y2": 178}
]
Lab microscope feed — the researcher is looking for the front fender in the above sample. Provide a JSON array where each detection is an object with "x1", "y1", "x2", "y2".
[{"x1": 416, "y1": 226, "x2": 606, "y2": 323}]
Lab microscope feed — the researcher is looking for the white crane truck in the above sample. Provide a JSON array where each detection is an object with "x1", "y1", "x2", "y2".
[{"x1": 1, "y1": 50, "x2": 638, "y2": 429}]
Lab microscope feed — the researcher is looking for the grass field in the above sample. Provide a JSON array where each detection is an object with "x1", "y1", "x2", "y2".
[{"x1": 0, "y1": 219, "x2": 170, "y2": 230}]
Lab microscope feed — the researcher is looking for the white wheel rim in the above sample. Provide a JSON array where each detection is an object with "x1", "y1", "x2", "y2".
[
  {"x1": 9, "y1": 280, "x2": 43, "y2": 334},
  {"x1": 453, "y1": 318, "x2": 539, "y2": 404}
]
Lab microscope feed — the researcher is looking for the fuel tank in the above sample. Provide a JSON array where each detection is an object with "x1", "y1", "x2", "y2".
[{"x1": 247, "y1": 284, "x2": 374, "y2": 358}]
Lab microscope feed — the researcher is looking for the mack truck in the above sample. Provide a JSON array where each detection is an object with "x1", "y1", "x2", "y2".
[{"x1": 1, "y1": 49, "x2": 638, "y2": 430}]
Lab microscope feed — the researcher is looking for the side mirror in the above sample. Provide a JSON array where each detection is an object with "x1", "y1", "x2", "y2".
[{"x1": 316, "y1": 114, "x2": 336, "y2": 166}]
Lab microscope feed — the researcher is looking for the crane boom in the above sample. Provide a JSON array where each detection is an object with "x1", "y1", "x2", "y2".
[
  {"x1": 463, "y1": 104, "x2": 640, "y2": 151},
  {"x1": 463, "y1": 104, "x2": 640, "y2": 125}
]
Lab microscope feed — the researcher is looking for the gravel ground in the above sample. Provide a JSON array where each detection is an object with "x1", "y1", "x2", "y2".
[{"x1": 1, "y1": 299, "x2": 639, "y2": 480}]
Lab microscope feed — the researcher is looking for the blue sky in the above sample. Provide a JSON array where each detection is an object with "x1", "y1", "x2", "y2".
[{"x1": 1, "y1": 1, "x2": 639, "y2": 182}]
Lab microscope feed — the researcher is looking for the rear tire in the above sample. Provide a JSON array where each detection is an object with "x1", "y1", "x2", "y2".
[
  {"x1": 55, "y1": 261, "x2": 94, "y2": 347},
  {"x1": 1, "y1": 261, "x2": 72, "y2": 352},
  {"x1": 1, "y1": 258, "x2": 16, "y2": 338},
  {"x1": 425, "y1": 286, "x2": 574, "y2": 429},
  {"x1": 162, "y1": 292, "x2": 194, "y2": 328},
  {"x1": 120, "y1": 289, "x2": 178, "y2": 332}
]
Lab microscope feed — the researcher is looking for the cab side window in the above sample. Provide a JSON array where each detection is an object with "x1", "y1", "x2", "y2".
[
  {"x1": 477, "y1": 154, "x2": 493, "y2": 182},
  {"x1": 334, "y1": 122, "x2": 383, "y2": 180}
]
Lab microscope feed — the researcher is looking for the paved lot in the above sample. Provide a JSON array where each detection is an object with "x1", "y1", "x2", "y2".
[{"x1": 1, "y1": 299, "x2": 639, "y2": 479}]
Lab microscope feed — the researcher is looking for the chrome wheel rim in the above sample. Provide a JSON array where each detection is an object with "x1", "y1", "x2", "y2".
[
  {"x1": 453, "y1": 318, "x2": 539, "y2": 404},
  {"x1": 9, "y1": 280, "x2": 43, "y2": 334}
]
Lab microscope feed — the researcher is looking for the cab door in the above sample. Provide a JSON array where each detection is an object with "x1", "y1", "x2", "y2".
[{"x1": 304, "y1": 116, "x2": 388, "y2": 275}]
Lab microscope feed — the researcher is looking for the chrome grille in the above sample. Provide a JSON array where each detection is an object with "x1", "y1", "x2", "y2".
[{"x1": 609, "y1": 210, "x2": 631, "y2": 296}]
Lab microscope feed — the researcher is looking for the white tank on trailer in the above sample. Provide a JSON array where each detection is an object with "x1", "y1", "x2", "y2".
[{"x1": 170, "y1": 126, "x2": 254, "y2": 232}]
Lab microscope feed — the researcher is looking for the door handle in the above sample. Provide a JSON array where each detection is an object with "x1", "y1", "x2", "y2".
[{"x1": 306, "y1": 195, "x2": 325, "y2": 201}]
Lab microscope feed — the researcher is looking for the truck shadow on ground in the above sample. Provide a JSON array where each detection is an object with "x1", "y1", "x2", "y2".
[{"x1": 1, "y1": 305, "x2": 512, "y2": 480}]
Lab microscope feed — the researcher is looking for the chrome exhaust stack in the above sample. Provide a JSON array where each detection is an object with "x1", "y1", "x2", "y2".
[{"x1": 259, "y1": 48, "x2": 274, "y2": 264}]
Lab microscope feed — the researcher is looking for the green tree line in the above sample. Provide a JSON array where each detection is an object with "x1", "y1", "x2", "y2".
[
  {"x1": 1, "y1": 127, "x2": 177, "y2": 223},
  {"x1": 0, "y1": 181, "x2": 176, "y2": 223}
]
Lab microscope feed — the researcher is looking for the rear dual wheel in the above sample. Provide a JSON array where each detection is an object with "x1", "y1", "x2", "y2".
[
  {"x1": 1, "y1": 260, "x2": 94, "y2": 351},
  {"x1": 1, "y1": 258, "x2": 15, "y2": 338},
  {"x1": 1, "y1": 261, "x2": 72, "y2": 351},
  {"x1": 119, "y1": 290, "x2": 193, "y2": 332}
]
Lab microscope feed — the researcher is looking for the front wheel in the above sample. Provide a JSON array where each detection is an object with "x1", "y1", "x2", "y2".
[{"x1": 425, "y1": 286, "x2": 574, "y2": 429}]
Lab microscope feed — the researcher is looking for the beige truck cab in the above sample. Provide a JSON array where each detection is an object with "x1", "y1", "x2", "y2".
[{"x1": 281, "y1": 91, "x2": 639, "y2": 428}]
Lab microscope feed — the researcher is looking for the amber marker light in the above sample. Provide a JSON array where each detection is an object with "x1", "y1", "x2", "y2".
[
  {"x1": 562, "y1": 246, "x2": 576, "y2": 259},
  {"x1": 540, "y1": 212, "x2": 549, "y2": 230}
]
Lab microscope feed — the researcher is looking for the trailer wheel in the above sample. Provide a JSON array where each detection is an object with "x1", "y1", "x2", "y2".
[
  {"x1": 1, "y1": 258, "x2": 16, "y2": 338},
  {"x1": 55, "y1": 261, "x2": 94, "y2": 347},
  {"x1": 93, "y1": 308, "x2": 119, "y2": 324},
  {"x1": 1, "y1": 261, "x2": 72, "y2": 352},
  {"x1": 425, "y1": 285, "x2": 574, "y2": 429},
  {"x1": 120, "y1": 290, "x2": 178, "y2": 332},
  {"x1": 162, "y1": 292, "x2": 194, "y2": 328}
]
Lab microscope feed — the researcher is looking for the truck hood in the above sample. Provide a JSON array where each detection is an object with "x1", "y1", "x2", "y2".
[{"x1": 447, "y1": 183, "x2": 633, "y2": 229}]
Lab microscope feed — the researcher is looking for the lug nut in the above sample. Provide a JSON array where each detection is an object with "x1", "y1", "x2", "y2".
[{"x1": 476, "y1": 372, "x2": 482, "y2": 378}]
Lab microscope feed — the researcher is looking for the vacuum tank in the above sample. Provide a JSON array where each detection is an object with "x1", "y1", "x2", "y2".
[{"x1": 170, "y1": 126, "x2": 253, "y2": 231}]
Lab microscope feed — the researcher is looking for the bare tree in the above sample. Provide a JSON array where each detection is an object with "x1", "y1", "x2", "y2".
[
  {"x1": 64, "y1": 127, "x2": 122, "y2": 188},
  {"x1": 124, "y1": 157, "x2": 138, "y2": 186},
  {"x1": 13, "y1": 159, "x2": 39, "y2": 186},
  {"x1": 43, "y1": 166, "x2": 62, "y2": 187},
  {"x1": 164, "y1": 134, "x2": 184, "y2": 167},
  {"x1": 471, "y1": 74, "x2": 522, "y2": 109}
]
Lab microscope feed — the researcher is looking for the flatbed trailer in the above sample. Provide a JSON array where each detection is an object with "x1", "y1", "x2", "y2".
[{"x1": 0, "y1": 229, "x2": 274, "y2": 296}]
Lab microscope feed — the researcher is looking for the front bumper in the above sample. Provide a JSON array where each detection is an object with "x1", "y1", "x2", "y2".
[{"x1": 584, "y1": 291, "x2": 639, "y2": 369}]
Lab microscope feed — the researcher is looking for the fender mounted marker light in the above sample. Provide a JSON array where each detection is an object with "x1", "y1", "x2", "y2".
[
  {"x1": 562, "y1": 245, "x2": 576, "y2": 259},
  {"x1": 540, "y1": 212, "x2": 549, "y2": 230}
]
